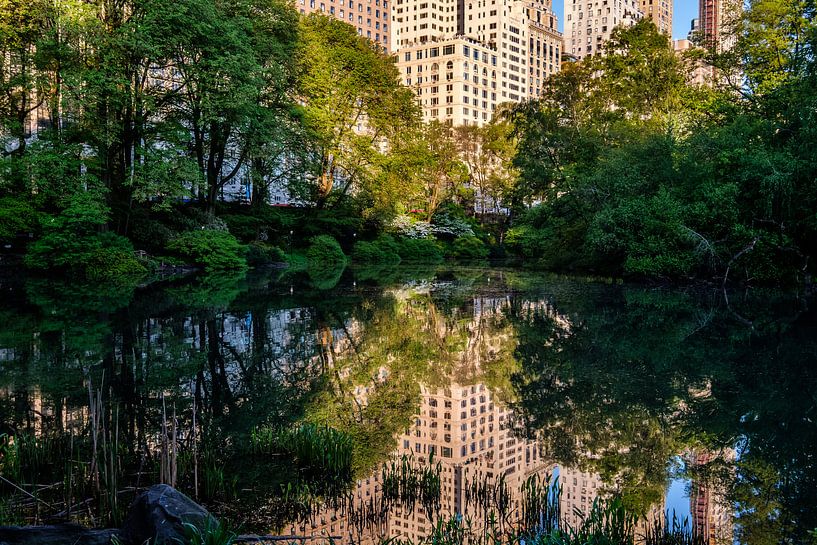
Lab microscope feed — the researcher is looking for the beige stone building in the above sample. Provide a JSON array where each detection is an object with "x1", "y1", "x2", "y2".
[
  {"x1": 296, "y1": 0, "x2": 392, "y2": 52},
  {"x1": 526, "y1": 0, "x2": 563, "y2": 97},
  {"x1": 673, "y1": 38, "x2": 715, "y2": 86},
  {"x1": 564, "y1": 0, "x2": 643, "y2": 60},
  {"x1": 639, "y1": 0, "x2": 671, "y2": 35},
  {"x1": 392, "y1": 0, "x2": 561, "y2": 126}
]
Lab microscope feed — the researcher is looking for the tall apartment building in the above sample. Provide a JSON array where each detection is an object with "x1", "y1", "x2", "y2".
[
  {"x1": 698, "y1": 0, "x2": 740, "y2": 51},
  {"x1": 392, "y1": 0, "x2": 561, "y2": 125},
  {"x1": 638, "y1": 0, "x2": 671, "y2": 35},
  {"x1": 526, "y1": 0, "x2": 563, "y2": 96},
  {"x1": 673, "y1": 37, "x2": 714, "y2": 86},
  {"x1": 564, "y1": 0, "x2": 643, "y2": 60},
  {"x1": 296, "y1": 0, "x2": 392, "y2": 52}
]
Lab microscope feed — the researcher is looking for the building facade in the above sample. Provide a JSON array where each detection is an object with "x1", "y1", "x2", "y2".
[
  {"x1": 697, "y1": 0, "x2": 739, "y2": 51},
  {"x1": 638, "y1": 0, "x2": 671, "y2": 35},
  {"x1": 392, "y1": 0, "x2": 561, "y2": 126},
  {"x1": 673, "y1": 38, "x2": 714, "y2": 86},
  {"x1": 564, "y1": 0, "x2": 643, "y2": 60},
  {"x1": 296, "y1": 0, "x2": 392, "y2": 52}
]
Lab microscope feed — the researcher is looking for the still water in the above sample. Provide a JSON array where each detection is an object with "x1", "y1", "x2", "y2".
[{"x1": 0, "y1": 267, "x2": 815, "y2": 543}]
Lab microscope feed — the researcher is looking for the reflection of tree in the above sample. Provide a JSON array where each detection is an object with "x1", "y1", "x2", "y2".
[
  {"x1": 306, "y1": 283, "x2": 520, "y2": 478},
  {"x1": 506, "y1": 284, "x2": 817, "y2": 541},
  {"x1": 0, "y1": 269, "x2": 360, "y2": 529},
  {"x1": 4, "y1": 271, "x2": 814, "y2": 540}
]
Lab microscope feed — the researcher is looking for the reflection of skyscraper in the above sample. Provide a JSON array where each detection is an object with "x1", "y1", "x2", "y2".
[
  {"x1": 558, "y1": 465, "x2": 665, "y2": 542},
  {"x1": 389, "y1": 383, "x2": 554, "y2": 541},
  {"x1": 290, "y1": 381, "x2": 554, "y2": 544},
  {"x1": 688, "y1": 450, "x2": 734, "y2": 545},
  {"x1": 559, "y1": 467, "x2": 604, "y2": 530}
]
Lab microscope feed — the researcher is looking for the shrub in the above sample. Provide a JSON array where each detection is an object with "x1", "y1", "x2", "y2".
[
  {"x1": 431, "y1": 210, "x2": 476, "y2": 239},
  {"x1": 83, "y1": 234, "x2": 147, "y2": 281},
  {"x1": 352, "y1": 235, "x2": 401, "y2": 265},
  {"x1": 391, "y1": 215, "x2": 433, "y2": 239},
  {"x1": 166, "y1": 229, "x2": 247, "y2": 272},
  {"x1": 396, "y1": 237, "x2": 443, "y2": 263},
  {"x1": 221, "y1": 214, "x2": 264, "y2": 242},
  {"x1": 24, "y1": 194, "x2": 146, "y2": 280},
  {"x1": 245, "y1": 242, "x2": 286, "y2": 266},
  {"x1": 306, "y1": 235, "x2": 346, "y2": 273},
  {"x1": 128, "y1": 213, "x2": 175, "y2": 254},
  {"x1": 452, "y1": 236, "x2": 489, "y2": 259},
  {"x1": 0, "y1": 196, "x2": 39, "y2": 242}
]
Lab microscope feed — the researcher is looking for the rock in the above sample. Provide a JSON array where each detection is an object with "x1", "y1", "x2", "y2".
[
  {"x1": 0, "y1": 524, "x2": 118, "y2": 545},
  {"x1": 120, "y1": 484, "x2": 218, "y2": 545}
]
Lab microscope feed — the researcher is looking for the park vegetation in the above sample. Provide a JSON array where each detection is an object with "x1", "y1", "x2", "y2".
[{"x1": 0, "y1": 0, "x2": 815, "y2": 285}]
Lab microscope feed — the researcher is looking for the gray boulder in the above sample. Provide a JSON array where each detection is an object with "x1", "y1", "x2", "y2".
[{"x1": 120, "y1": 484, "x2": 218, "y2": 545}]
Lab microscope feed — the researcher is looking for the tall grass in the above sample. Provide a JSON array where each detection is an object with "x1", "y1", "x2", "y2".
[
  {"x1": 642, "y1": 512, "x2": 705, "y2": 545},
  {"x1": 380, "y1": 454, "x2": 442, "y2": 516},
  {"x1": 253, "y1": 423, "x2": 354, "y2": 489}
]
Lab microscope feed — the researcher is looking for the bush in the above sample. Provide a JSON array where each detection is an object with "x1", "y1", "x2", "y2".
[
  {"x1": 222, "y1": 214, "x2": 264, "y2": 242},
  {"x1": 166, "y1": 229, "x2": 247, "y2": 272},
  {"x1": 451, "y1": 236, "x2": 489, "y2": 259},
  {"x1": 85, "y1": 231, "x2": 147, "y2": 280},
  {"x1": 0, "y1": 196, "x2": 39, "y2": 242},
  {"x1": 391, "y1": 215, "x2": 433, "y2": 239},
  {"x1": 396, "y1": 237, "x2": 443, "y2": 263},
  {"x1": 306, "y1": 235, "x2": 346, "y2": 272},
  {"x1": 352, "y1": 235, "x2": 401, "y2": 265},
  {"x1": 24, "y1": 194, "x2": 147, "y2": 281},
  {"x1": 245, "y1": 242, "x2": 286, "y2": 266},
  {"x1": 431, "y1": 210, "x2": 476, "y2": 239}
]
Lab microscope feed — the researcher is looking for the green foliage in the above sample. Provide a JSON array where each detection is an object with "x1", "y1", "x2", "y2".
[
  {"x1": 251, "y1": 424, "x2": 354, "y2": 498},
  {"x1": 180, "y1": 519, "x2": 236, "y2": 545},
  {"x1": 221, "y1": 214, "x2": 265, "y2": 242},
  {"x1": 295, "y1": 14, "x2": 420, "y2": 208},
  {"x1": 166, "y1": 230, "x2": 248, "y2": 272},
  {"x1": 505, "y1": 13, "x2": 817, "y2": 284},
  {"x1": 396, "y1": 238, "x2": 443, "y2": 263},
  {"x1": 245, "y1": 242, "x2": 286, "y2": 266},
  {"x1": 352, "y1": 235, "x2": 402, "y2": 265},
  {"x1": 451, "y1": 236, "x2": 489, "y2": 260},
  {"x1": 306, "y1": 235, "x2": 346, "y2": 272},
  {"x1": 24, "y1": 195, "x2": 146, "y2": 281},
  {"x1": 0, "y1": 197, "x2": 39, "y2": 242}
]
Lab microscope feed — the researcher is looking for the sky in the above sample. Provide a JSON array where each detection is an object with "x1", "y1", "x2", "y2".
[{"x1": 552, "y1": 0, "x2": 700, "y2": 40}]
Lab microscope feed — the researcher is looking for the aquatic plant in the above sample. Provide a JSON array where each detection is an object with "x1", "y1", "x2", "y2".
[
  {"x1": 180, "y1": 519, "x2": 237, "y2": 545},
  {"x1": 380, "y1": 454, "x2": 442, "y2": 516},
  {"x1": 252, "y1": 423, "x2": 355, "y2": 497}
]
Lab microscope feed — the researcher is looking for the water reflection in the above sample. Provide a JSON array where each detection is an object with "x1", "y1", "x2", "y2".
[{"x1": 0, "y1": 268, "x2": 815, "y2": 543}]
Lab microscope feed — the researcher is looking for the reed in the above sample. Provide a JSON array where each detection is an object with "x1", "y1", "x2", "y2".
[
  {"x1": 380, "y1": 453, "x2": 442, "y2": 515},
  {"x1": 519, "y1": 473, "x2": 560, "y2": 535},
  {"x1": 255, "y1": 424, "x2": 354, "y2": 487},
  {"x1": 641, "y1": 511, "x2": 705, "y2": 545}
]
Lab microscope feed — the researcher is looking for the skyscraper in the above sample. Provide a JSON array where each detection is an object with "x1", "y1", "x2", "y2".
[
  {"x1": 639, "y1": 0, "x2": 672, "y2": 35},
  {"x1": 296, "y1": 0, "x2": 392, "y2": 52},
  {"x1": 697, "y1": 0, "x2": 740, "y2": 51},
  {"x1": 393, "y1": 0, "x2": 562, "y2": 125},
  {"x1": 564, "y1": 0, "x2": 643, "y2": 60}
]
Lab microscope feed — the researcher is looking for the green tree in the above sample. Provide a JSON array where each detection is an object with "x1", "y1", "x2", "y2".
[{"x1": 295, "y1": 14, "x2": 420, "y2": 208}]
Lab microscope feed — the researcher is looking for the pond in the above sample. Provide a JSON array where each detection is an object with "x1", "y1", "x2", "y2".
[{"x1": 0, "y1": 266, "x2": 815, "y2": 544}]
